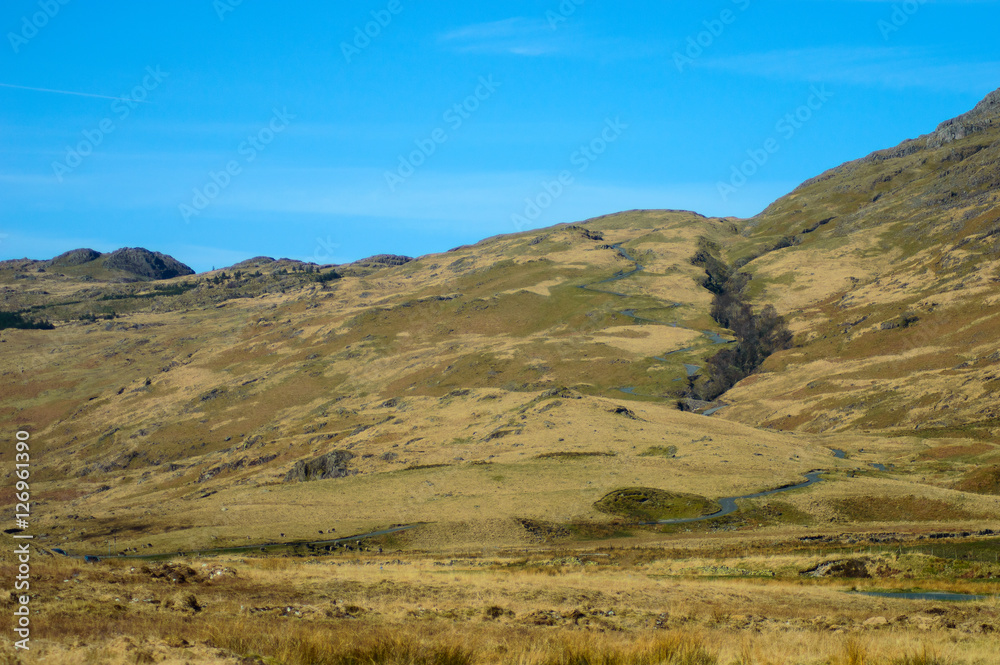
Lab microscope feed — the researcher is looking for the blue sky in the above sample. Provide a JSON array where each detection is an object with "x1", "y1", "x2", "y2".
[{"x1": 1, "y1": 1, "x2": 998, "y2": 272}]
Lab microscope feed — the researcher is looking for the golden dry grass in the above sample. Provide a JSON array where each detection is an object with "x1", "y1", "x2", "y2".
[{"x1": 6, "y1": 545, "x2": 1000, "y2": 664}]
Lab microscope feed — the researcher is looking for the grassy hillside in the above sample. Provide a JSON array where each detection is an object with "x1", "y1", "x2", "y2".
[
  {"x1": 710, "y1": 91, "x2": 1000, "y2": 439},
  {"x1": 3, "y1": 211, "x2": 998, "y2": 560},
  {"x1": 3, "y1": 92, "x2": 1000, "y2": 568}
]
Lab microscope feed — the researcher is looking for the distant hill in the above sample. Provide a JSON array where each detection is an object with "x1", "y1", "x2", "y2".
[{"x1": 0, "y1": 246, "x2": 194, "y2": 282}]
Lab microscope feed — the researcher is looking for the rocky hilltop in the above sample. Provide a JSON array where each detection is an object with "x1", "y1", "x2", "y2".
[
  {"x1": 102, "y1": 247, "x2": 195, "y2": 280},
  {"x1": 0, "y1": 246, "x2": 194, "y2": 281},
  {"x1": 930, "y1": 87, "x2": 1000, "y2": 147},
  {"x1": 48, "y1": 248, "x2": 102, "y2": 267}
]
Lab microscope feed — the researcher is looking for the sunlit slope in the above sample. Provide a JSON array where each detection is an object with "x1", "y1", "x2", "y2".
[
  {"x1": 6, "y1": 214, "x2": 734, "y2": 478},
  {"x1": 715, "y1": 89, "x2": 1000, "y2": 437},
  {"x1": 6, "y1": 91, "x2": 1000, "y2": 554},
  {"x1": 5, "y1": 212, "x2": 827, "y2": 552}
]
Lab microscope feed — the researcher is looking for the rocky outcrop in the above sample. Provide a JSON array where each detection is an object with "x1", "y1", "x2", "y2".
[
  {"x1": 283, "y1": 451, "x2": 355, "y2": 482},
  {"x1": 48, "y1": 248, "x2": 101, "y2": 267},
  {"x1": 928, "y1": 87, "x2": 1000, "y2": 148},
  {"x1": 230, "y1": 256, "x2": 276, "y2": 269},
  {"x1": 103, "y1": 247, "x2": 194, "y2": 280},
  {"x1": 350, "y1": 254, "x2": 413, "y2": 268}
]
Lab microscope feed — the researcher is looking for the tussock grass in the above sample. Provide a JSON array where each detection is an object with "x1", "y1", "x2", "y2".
[
  {"x1": 18, "y1": 545, "x2": 1000, "y2": 664},
  {"x1": 533, "y1": 633, "x2": 717, "y2": 665},
  {"x1": 534, "y1": 451, "x2": 616, "y2": 460},
  {"x1": 209, "y1": 622, "x2": 475, "y2": 665},
  {"x1": 890, "y1": 646, "x2": 951, "y2": 665},
  {"x1": 828, "y1": 639, "x2": 955, "y2": 665}
]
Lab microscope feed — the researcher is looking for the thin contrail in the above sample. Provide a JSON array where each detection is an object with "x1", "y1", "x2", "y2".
[{"x1": 0, "y1": 82, "x2": 150, "y2": 103}]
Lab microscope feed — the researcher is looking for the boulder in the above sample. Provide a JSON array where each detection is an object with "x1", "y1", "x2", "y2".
[{"x1": 284, "y1": 451, "x2": 355, "y2": 482}]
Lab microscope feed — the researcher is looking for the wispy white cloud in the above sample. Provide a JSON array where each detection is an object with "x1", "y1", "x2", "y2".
[
  {"x1": 437, "y1": 18, "x2": 672, "y2": 61},
  {"x1": 438, "y1": 17, "x2": 569, "y2": 56},
  {"x1": 0, "y1": 82, "x2": 151, "y2": 103},
  {"x1": 699, "y1": 47, "x2": 1000, "y2": 94}
]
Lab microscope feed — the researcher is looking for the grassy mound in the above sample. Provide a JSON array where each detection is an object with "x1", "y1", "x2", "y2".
[{"x1": 594, "y1": 487, "x2": 719, "y2": 522}]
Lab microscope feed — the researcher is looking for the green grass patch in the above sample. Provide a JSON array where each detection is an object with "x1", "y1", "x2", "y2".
[
  {"x1": 638, "y1": 445, "x2": 677, "y2": 458},
  {"x1": 594, "y1": 487, "x2": 719, "y2": 522},
  {"x1": 535, "y1": 451, "x2": 616, "y2": 460}
]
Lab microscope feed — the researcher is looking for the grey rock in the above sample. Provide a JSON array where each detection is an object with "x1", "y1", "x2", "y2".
[
  {"x1": 103, "y1": 247, "x2": 195, "y2": 280},
  {"x1": 284, "y1": 451, "x2": 355, "y2": 482}
]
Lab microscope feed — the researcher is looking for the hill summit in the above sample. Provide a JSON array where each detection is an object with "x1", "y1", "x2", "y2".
[{"x1": 0, "y1": 246, "x2": 194, "y2": 281}]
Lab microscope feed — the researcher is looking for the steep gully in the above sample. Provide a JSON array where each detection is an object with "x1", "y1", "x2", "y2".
[
  {"x1": 583, "y1": 243, "x2": 836, "y2": 525},
  {"x1": 578, "y1": 243, "x2": 735, "y2": 403}
]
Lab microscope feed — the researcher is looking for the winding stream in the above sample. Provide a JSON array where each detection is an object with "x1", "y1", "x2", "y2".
[
  {"x1": 583, "y1": 243, "x2": 731, "y2": 404},
  {"x1": 581, "y1": 244, "x2": 733, "y2": 346},
  {"x1": 646, "y1": 471, "x2": 826, "y2": 525}
]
